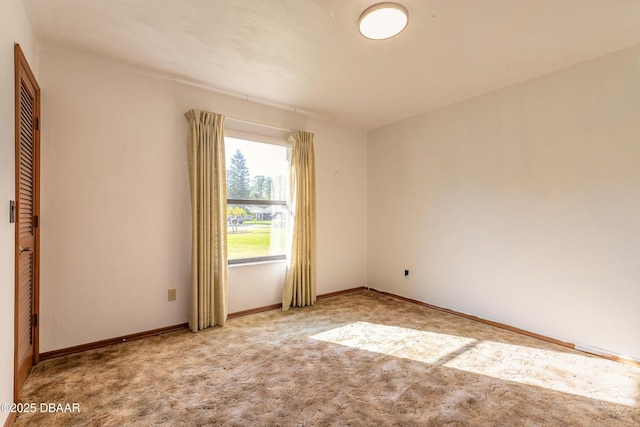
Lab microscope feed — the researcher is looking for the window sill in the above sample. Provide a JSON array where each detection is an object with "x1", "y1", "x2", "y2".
[{"x1": 228, "y1": 258, "x2": 287, "y2": 268}]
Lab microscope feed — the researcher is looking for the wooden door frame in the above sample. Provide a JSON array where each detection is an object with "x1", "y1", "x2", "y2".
[{"x1": 14, "y1": 43, "x2": 41, "y2": 401}]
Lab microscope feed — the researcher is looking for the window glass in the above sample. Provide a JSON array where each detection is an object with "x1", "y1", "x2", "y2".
[{"x1": 225, "y1": 136, "x2": 289, "y2": 263}]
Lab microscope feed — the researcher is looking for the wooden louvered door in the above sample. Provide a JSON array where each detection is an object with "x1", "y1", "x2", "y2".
[{"x1": 14, "y1": 44, "x2": 40, "y2": 401}]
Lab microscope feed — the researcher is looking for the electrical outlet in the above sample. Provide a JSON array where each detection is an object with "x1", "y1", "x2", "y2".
[
  {"x1": 168, "y1": 288, "x2": 177, "y2": 301},
  {"x1": 404, "y1": 269, "x2": 410, "y2": 278}
]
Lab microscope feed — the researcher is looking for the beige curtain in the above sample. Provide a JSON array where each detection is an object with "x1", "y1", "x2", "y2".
[
  {"x1": 282, "y1": 131, "x2": 317, "y2": 311},
  {"x1": 185, "y1": 109, "x2": 228, "y2": 331}
]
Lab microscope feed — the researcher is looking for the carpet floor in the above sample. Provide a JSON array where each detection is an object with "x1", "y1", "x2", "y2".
[{"x1": 14, "y1": 290, "x2": 640, "y2": 426}]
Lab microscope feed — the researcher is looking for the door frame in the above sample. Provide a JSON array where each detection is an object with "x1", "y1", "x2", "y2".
[{"x1": 14, "y1": 43, "x2": 41, "y2": 401}]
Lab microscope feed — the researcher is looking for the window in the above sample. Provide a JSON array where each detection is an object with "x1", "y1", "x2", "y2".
[{"x1": 225, "y1": 135, "x2": 290, "y2": 264}]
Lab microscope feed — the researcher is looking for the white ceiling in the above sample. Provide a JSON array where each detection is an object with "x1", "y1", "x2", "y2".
[{"x1": 22, "y1": 0, "x2": 640, "y2": 130}]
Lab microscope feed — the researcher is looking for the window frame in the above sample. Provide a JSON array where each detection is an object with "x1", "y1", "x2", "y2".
[{"x1": 224, "y1": 129, "x2": 290, "y2": 265}]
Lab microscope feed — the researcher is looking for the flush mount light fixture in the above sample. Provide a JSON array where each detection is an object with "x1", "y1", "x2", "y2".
[{"x1": 359, "y1": 2, "x2": 408, "y2": 40}]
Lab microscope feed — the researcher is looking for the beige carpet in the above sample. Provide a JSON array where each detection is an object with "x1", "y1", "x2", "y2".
[{"x1": 14, "y1": 290, "x2": 640, "y2": 426}]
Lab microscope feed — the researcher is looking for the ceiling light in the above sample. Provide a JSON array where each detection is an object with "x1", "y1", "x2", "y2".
[{"x1": 359, "y1": 3, "x2": 408, "y2": 40}]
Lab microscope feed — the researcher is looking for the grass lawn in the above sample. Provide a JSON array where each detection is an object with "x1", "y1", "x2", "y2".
[{"x1": 227, "y1": 222, "x2": 284, "y2": 260}]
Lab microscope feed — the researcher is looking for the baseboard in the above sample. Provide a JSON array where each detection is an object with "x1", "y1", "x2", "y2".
[
  {"x1": 228, "y1": 303, "x2": 282, "y2": 319},
  {"x1": 317, "y1": 286, "x2": 366, "y2": 300},
  {"x1": 369, "y1": 288, "x2": 574, "y2": 348},
  {"x1": 38, "y1": 286, "x2": 368, "y2": 361},
  {"x1": 39, "y1": 323, "x2": 189, "y2": 361},
  {"x1": 368, "y1": 287, "x2": 640, "y2": 368},
  {"x1": 3, "y1": 412, "x2": 16, "y2": 427},
  {"x1": 35, "y1": 287, "x2": 640, "y2": 368},
  {"x1": 228, "y1": 286, "x2": 366, "y2": 319}
]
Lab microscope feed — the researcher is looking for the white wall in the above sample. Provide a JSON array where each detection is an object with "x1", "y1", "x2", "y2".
[
  {"x1": 368, "y1": 44, "x2": 640, "y2": 361},
  {"x1": 38, "y1": 50, "x2": 367, "y2": 352},
  {"x1": 0, "y1": 0, "x2": 40, "y2": 420}
]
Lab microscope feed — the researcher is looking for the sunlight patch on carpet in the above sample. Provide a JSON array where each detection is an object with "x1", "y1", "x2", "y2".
[
  {"x1": 310, "y1": 321, "x2": 477, "y2": 365},
  {"x1": 311, "y1": 321, "x2": 639, "y2": 407},
  {"x1": 444, "y1": 340, "x2": 639, "y2": 407}
]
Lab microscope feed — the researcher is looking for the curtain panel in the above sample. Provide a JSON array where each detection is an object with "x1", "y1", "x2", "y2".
[
  {"x1": 185, "y1": 109, "x2": 228, "y2": 331},
  {"x1": 282, "y1": 131, "x2": 317, "y2": 311}
]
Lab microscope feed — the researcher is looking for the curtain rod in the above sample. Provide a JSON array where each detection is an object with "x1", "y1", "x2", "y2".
[{"x1": 224, "y1": 116, "x2": 293, "y2": 133}]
